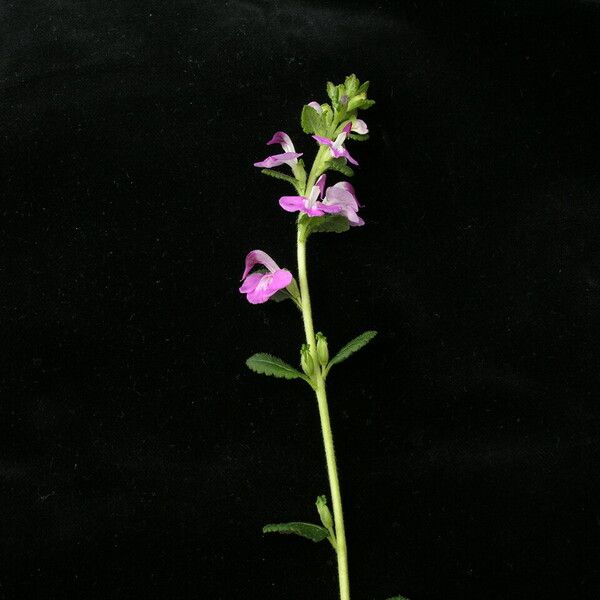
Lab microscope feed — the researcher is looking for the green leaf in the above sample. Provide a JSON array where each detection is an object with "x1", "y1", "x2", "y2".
[
  {"x1": 307, "y1": 214, "x2": 350, "y2": 236},
  {"x1": 385, "y1": 596, "x2": 410, "y2": 600},
  {"x1": 327, "y1": 157, "x2": 354, "y2": 177},
  {"x1": 328, "y1": 331, "x2": 378, "y2": 369},
  {"x1": 262, "y1": 522, "x2": 330, "y2": 543},
  {"x1": 301, "y1": 104, "x2": 325, "y2": 135},
  {"x1": 246, "y1": 353, "x2": 306, "y2": 380},
  {"x1": 326, "y1": 81, "x2": 338, "y2": 102},
  {"x1": 356, "y1": 98, "x2": 376, "y2": 110},
  {"x1": 260, "y1": 168, "x2": 301, "y2": 191},
  {"x1": 344, "y1": 74, "x2": 359, "y2": 97}
]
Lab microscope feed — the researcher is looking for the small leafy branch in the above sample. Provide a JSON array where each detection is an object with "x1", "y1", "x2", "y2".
[{"x1": 239, "y1": 75, "x2": 409, "y2": 600}]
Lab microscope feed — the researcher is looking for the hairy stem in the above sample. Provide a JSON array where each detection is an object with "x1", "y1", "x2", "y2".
[{"x1": 297, "y1": 226, "x2": 350, "y2": 600}]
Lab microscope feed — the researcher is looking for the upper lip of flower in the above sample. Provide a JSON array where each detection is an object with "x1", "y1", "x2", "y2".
[{"x1": 254, "y1": 131, "x2": 303, "y2": 169}]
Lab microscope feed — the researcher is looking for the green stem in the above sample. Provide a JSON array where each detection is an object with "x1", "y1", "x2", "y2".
[{"x1": 297, "y1": 226, "x2": 350, "y2": 600}]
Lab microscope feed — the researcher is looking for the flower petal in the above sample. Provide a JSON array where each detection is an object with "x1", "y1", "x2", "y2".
[
  {"x1": 239, "y1": 272, "x2": 263, "y2": 293},
  {"x1": 307, "y1": 101, "x2": 323, "y2": 114},
  {"x1": 351, "y1": 119, "x2": 368, "y2": 134},
  {"x1": 318, "y1": 202, "x2": 343, "y2": 214},
  {"x1": 279, "y1": 196, "x2": 307, "y2": 213},
  {"x1": 315, "y1": 174, "x2": 327, "y2": 199},
  {"x1": 246, "y1": 270, "x2": 292, "y2": 304},
  {"x1": 267, "y1": 131, "x2": 295, "y2": 154},
  {"x1": 254, "y1": 152, "x2": 303, "y2": 168},
  {"x1": 325, "y1": 185, "x2": 359, "y2": 211},
  {"x1": 340, "y1": 147, "x2": 358, "y2": 166},
  {"x1": 312, "y1": 134, "x2": 334, "y2": 148},
  {"x1": 347, "y1": 212, "x2": 365, "y2": 226},
  {"x1": 269, "y1": 269, "x2": 293, "y2": 291},
  {"x1": 242, "y1": 250, "x2": 280, "y2": 279}
]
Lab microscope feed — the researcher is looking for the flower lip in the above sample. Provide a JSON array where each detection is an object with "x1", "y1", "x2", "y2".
[{"x1": 253, "y1": 152, "x2": 302, "y2": 169}]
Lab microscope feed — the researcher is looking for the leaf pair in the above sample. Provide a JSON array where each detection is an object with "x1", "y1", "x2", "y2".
[{"x1": 246, "y1": 331, "x2": 378, "y2": 384}]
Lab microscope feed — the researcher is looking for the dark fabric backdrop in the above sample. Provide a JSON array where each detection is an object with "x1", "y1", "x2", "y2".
[{"x1": 1, "y1": 1, "x2": 599, "y2": 599}]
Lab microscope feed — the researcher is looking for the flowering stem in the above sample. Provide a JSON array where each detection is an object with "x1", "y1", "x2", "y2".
[{"x1": 297, "y1": 224, "x2": 350, "y2": 600}]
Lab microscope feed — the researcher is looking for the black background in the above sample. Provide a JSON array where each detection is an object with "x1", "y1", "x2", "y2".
[{"x1": 2, "y1": 1, "x2": 600, "y2": 599}]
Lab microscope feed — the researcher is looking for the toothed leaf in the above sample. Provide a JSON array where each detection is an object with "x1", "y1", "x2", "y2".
[
  {"x1": 327, "y1": 157, "x2": 354, "y2": 177},
  {"x1": 246, "y1": 353, "x2": 305, "y2": 380},
  {"x1": 262, "y1": 522, "x2": 330, "y2": 543},
  {"x1": 260, "y1": 168, "x2": 301, "y2": 191},
  {"x1": 328, "y1": 331, "x2": 378, "y2": 368},
  {"x1": 307, "y1": 214, "x2": 350, "y2": 235},
  {"x1": 301, "y1": 104, "x2": 325, "y2": 135}
]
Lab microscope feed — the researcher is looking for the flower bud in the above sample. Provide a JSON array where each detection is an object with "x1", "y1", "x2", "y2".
[
  {"x1": 316, "y1": 495, "x2": 334, "y2": 531},
  {"x1": 300, "y1": 344, "x2": 314, "y2": 376},
  {"x1": 347, "y1": 92, "x2": 366, "y2": 111},
  {"x1": 315, "y1": 332, "x2": 329, "y2": 366}
]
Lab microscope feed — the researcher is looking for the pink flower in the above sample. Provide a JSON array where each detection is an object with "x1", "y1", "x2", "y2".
[
  {"x1": 239, "y1": 250, "x2": 293, "y2": 304},
  {"x1": 312, "y1": 123, "x2": 358, "y2": 165},
  {"x1": 279, "y1": 175, "x2": 343, "y2": 217},
  {"x1": 322, "y1": 180, "x2": 364, "y2": 226},
  {"x1": 254, "y1": 132, "x2": 303, "y2": 170},
  {"x1": 280, "y1": 175, "x2": 364, "y2": 226}
]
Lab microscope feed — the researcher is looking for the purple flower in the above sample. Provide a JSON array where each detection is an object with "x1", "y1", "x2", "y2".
[
  {"x1": 240, "y1": 250, "x2": 293, "y2": 304},
  {"x1": 312, "y1": 122, "x2": 358, "y2": 166},
  {"x1": 322, "y1": 180, "x2": 364, "y2": 226},
  {"x1": 254, "y1": 132, "x2": 303, "y2": 170},
  {"x1": 280, "y1": 175, "x2": 364, "y2": 226},
  {"x1": 279, "y1": 175, "x2": 343, "y2": 217}
]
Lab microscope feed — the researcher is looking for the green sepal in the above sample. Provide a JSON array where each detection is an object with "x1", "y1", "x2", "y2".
[
  {"x1": 246, "y1": 353, "x2": 310, "y2": 383},
  {"x1": 260, "y1": 168, "x2": 302, "y2": 192},
  {"x1": 326, "y1": 157, "x2": 354, "y2": 177},
  {"x1": 326, "y1": 331, "x2": 378, "y2": 372},
  {"x1": 385, "y1": 596, "x2": 410, "y2": 600},
  {"x1": 294, "y1": 159, "x2": 307, "y2": 187},
  {"x1": 321, "y1": 104, "x2": 334, "y2": 127},
  {"x1": 262, "y1": 522, "x2": 330, "y2": 543},
  {"x1": 301, "y1": 104, "x2": 325, "y2": 136},
  {"x1": 348, "y1": 133, "x2": 370, "y2": 142},
  {"x1": 357, "y1": 80, "x2": 370, "y2": 95}
]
